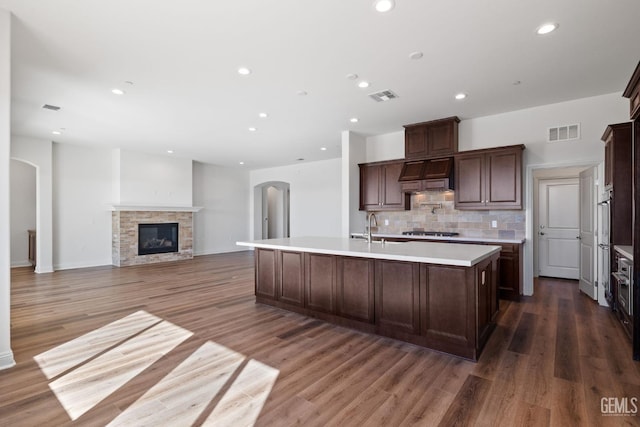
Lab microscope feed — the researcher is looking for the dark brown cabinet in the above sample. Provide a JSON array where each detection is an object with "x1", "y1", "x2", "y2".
[
  {"x1": 623, "y1": 61, "x2": 640, "y2": 120},
  {"x1": 398, "y1": 157, "x2": 454, "y2": 192},
  {"x1": 375, "y1": 260, "x2": 420, "y2": 335},
  {"x1": 423, "y1": 265, "x2": 475, "y2": 352},
  {"x1": 602, "y1": 124, "x2": 632, "y2": 255},
  {"x1": 359, "y1": 160, "x2": 410, "y2": 211},
  {"x1": 454, "y1": 145, "x2": 524, "y2": 210},
  {"x1": 254, "y1": 247, "x2": 499, "y2": 360},
  {"x1": 498, "y1": 243, "x2": 522, "y2": 301},
  {"x1": 336, "y1": 257, "x2": 374, "y2": 323},
  {"x1": 305, "y1": 253, "x2": 336, "y2": 314},
  {"x1": 404, "y1": 116, "x2": 460, "y2": 159},
  {"x1": 279, "y1": 251, "x2": 304, "y2": 306},
  {"x1": 255, "y1": 248, "x2": 277, "y2": 300}
]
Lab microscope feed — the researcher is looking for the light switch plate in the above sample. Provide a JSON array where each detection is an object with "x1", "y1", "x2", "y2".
[
  {"x1": 491, "y1": 220, "x2": 497, "y2": 228},
  {"x1": 384, "y1": 219, "x2": 389, "y2": 226}
]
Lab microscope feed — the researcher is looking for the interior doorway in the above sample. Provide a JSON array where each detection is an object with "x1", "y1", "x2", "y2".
[
  {"x1": 532, "y1": 165, "x2": 600, "y2": 299},
  {"x1": 9, "y1": 159, "x2": 36, "y2": 269},
  {"x1": 253, "y1": 181, "x2": 290, "y2": 240},
  {"x1": 537, "y1": 177, "x2": 580, "y2": 279}
]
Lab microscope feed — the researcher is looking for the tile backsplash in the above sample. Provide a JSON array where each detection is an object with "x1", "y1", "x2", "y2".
[{"x1": 371, "y1": 191, "x2": 525, "y2": 240}]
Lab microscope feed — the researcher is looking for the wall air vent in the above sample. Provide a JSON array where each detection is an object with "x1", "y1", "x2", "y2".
[
  {"x1": 42, "y1": 104, "x2": 61, "y2": 111},
  {"x1": 548, "y1": 123, "x2": 580, "y2": 142},
  {"x1": 369, "y1": 90, "x2": 399, "y2": 102}
]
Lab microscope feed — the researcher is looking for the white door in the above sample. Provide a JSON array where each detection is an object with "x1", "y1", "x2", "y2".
[
  {"x1": 538, "y1": 178, "x2": 580, "y2": 279},
  {"x1": 579, "y1": 167, "x2": 597, "y2": 298}
]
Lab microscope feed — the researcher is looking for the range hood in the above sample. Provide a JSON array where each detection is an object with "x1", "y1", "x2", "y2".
[{"x1": 398, "y1": 157, "x2": 454, "y2": 191}]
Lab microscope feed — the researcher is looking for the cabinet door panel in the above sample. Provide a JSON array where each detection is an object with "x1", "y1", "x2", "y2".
[
  {"x1": 360, "y1": 164, "x2": 381, "y2": 210},
  {"x1": 375, "y1": 260, "x2": 420, "y2": 334},
  {"x1": 382, "y1": 162, "x2": 404, "y2": 207},
  {"x1": 256, "y1": 248, "x2": 277, "y2": 299},
  {"x1": 455, "y1": 154, "x2": 485, "y2": 207},
  {"x1": 487, "y1": 150, "x2": 521, "y2": 205},
  {"x1": 337, "y1": 257, "x2": 374, "y2": 322},
  {"x1": 424, "y1": 265, "x2": 473, "y2": 347},
  {"x1": 426, "y1": 122, "x2": 456, "y2": 156},
  {"x1": 305, "y1": 253, "x2": 336, "y2": 313},
  {"x1": 279, "y1": 251, "x2": 304, "y2": 306},
  {"x1": 405, "y1": 127, "x2": 426, "y2": 159}
]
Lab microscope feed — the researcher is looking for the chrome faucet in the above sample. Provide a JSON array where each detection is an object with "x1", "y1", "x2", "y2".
[{"x1": 365, "y1": 212, "x2": 378, "y2": 243}]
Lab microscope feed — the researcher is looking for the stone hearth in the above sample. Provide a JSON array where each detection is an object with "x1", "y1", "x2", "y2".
[{"x1": 111, "y1": 209, "x2": 195, "y2": 267}]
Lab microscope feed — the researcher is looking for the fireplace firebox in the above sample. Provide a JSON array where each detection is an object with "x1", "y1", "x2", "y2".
[{"x1": 138, "y1": 223, "x2": 179, "y2": 255}]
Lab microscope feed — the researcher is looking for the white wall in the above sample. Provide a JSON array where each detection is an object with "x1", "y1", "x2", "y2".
[
  {"x1": 365, "y1": 130, "x2": 404, "y2": 163},
  {"x1": 53, "y1": 143, "x2": 113, "y2": 270},
  {"x1": 250, "y1": 158, "x2": 342, "y2": 238},
  {"x1": 0, "y1": 7, "x2": 15, "y2": 370},
  {"x1": 192, "y1": 161, "x2": 250, "y2": 255},
  {"x1": 10, "y1": 159, "x2": 36, "y2": 267},
  {"x1": 341, "y1": 131, "x2": 367, "y2": 236},
  {"x1": 116, "y1": 149, "x2": 193, "y2": 206}
]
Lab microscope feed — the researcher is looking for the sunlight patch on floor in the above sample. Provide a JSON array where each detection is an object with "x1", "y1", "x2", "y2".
[
  {"x1": 107, "y1": 341, "x2": 245, "y2": 426},
  {"x1": 203, "y1": 359, "x2": 280, "y2": 427},
  {"x1": 34, "y1": 310, "x2": 161, "y2": 379},
  {"x1": 48, "y1": 319, "x2": 192, "y2": 420},
  {"x1": 34, "y1": 310, "x2": 280, "y2": 425}
]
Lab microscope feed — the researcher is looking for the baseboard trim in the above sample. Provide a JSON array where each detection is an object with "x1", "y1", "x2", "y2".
[
  {"x1": 11, "y1": 260, "x2": 32, "y2": 268},
  {"x1": 53, "y1": 259, "x2": 112, "y2": 271},
  {"x1": 0, "y1": 350, "x2": 16, "y2": 371}
]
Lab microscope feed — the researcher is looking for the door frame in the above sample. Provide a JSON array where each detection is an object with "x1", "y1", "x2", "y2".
[
  {"x1": 525, "y1": 161, "x2": 601, "y2": 296},
  {"x1": 253, "y1": 181, "x2": 290, "y2": 240},
  {"x1": 536, "y1": 177, "x2": 580, "y2": 279}
]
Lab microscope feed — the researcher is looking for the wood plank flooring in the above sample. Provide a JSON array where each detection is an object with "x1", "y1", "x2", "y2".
[{"x1": 1, "y1": 252, "x2": 640, "y2": 426}]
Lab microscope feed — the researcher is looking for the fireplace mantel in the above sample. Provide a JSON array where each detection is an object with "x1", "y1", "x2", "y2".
[{"x1": 110, "y1": 205, "x2": 202, "y2": 212}]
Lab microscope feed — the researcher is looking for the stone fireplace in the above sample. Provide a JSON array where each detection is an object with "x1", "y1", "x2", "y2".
[{"x1": 111, "y1": 206, "x2": 200, "y2": 267}]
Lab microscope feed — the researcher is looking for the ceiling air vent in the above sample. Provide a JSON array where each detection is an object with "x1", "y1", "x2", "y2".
[
  {"x1": 369, "y1": 90, "x2": 399, "y2": 102},
  {"x1": 42, "y1": 104, "x2": 61, "y2": 111},
  {"x1": 548, "y1": 123, "x2": 580, "y2": 142}
]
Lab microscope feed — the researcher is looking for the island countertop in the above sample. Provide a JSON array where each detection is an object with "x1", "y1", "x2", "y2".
[{"x1": 236, "y1": 236, "x2": 501, "y2": 267}]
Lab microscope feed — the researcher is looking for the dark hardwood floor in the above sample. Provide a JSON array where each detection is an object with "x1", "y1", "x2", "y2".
[{"x1": 1, "y1": 252, "x2": 639, "y2": 426}]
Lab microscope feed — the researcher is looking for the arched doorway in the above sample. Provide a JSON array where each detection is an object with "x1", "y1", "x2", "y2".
[
  {"x1": 253, "y1": 182, "x2": 290, "y2": 239},
  {"x1": 9, "y1": 159, "x2": 37, "y2": 269}
]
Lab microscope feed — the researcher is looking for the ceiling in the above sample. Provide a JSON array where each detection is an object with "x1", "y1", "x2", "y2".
[{"x1": 2, "y1": 0, "x2": 639, "y2": 169}]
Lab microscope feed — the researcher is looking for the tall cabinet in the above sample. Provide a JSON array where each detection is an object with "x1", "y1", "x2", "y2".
[{"x1": 622, "y1": 60, "x2": 640, "y2": 360}]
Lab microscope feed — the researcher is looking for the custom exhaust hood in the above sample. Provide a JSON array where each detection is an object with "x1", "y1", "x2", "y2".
[{"x1": 398, "y1": 157, "x2": 454, "y2": 191}]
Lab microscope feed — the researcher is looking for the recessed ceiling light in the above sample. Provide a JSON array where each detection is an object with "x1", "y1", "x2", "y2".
[
  {"x1": 111, "y1": 88, "x2": 125, "y2": 95},
  {"x1": 52, "y1": 130, "x2": 62, "y2": 135},
  {"x1": 455, "y1": 93, "x2": 467, "y2": 100},
  {"x1": 345, "y1": 73, "x2": 358, "y2": 80},
  {"x1": 409, "y1": 51, "x2": 423, "y2": 60},
  {"x1": 237, "y1": 67, "x2": 251, "y2": 75},
  {"x1": 259, "y1": 112, "x2": 268, "y2": 118},
  {"x1": 320, "y1": 147, "x2": 327, "y2": 151},
  {"x1": 248, "y1": 127, "x2": 257, "y2": 132},
  {"x1": 374, "y1": 0, "x2": 395, "y2": 13},
  {"x1": 350, "y1": 118, "x2": 359, "y2": 123},
  {"x1": 167, "y1": 150, "x2": 174, "y2": 154},
  {"x1": 239, "y1": 161, "x2": 245, "y2": 165},
  {"x1": 536, "y1": 23, "x2": 558, "y2": 35},
  {"x1": 358, "y1": 81, "x2": 370, "y2": 89},
  {"x1": 297, "y1": 90, "x2": 308, "y2": 96}
]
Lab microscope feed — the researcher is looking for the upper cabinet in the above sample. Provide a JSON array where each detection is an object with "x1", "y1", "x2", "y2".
[
  {"x1": 404, "y1": 116, "x2": 460, "y2": 159},
  {"x1": 454, "y1": 145, "x2": 524, "y2": 210},
  {"x1": 359, "y1": 160, "x2": 410, "y2": 211},
  {"x1": 622, "y1": 61, "x2": 640, "y2": 120}
]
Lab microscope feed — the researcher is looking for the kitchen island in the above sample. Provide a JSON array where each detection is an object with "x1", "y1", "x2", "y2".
[{"x1": 236, "y1": 237, "x2": 501, "y2": 360}]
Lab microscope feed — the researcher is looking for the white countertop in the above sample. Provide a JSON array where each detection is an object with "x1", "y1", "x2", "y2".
[
  {"x1": 350, "y1": 232, "x2": 525, "y2": 244},
  {"x1": 614, "y1": 245, "x2": 633, "y2": 261},
  {"x1": 237, "y1": 237, "x2": 501, "y2": 267}
]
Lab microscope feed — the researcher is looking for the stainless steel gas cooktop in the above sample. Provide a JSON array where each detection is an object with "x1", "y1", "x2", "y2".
[{"x1": 401, "y1": 231, "x2": 460, "y2": 237}]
